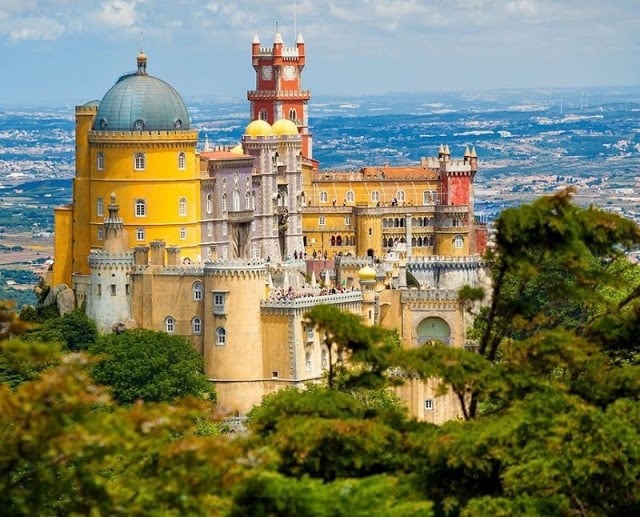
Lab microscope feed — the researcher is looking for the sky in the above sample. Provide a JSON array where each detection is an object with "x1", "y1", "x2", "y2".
[{"x1": 0, "y1": 0, "x2": 638, "y2": 106}]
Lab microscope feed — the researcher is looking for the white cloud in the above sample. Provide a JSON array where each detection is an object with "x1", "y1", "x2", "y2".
[
  {"x1": 505, "y1": 0, "x2": 537, "y2": 17},
  {"x1": 8, "y1": 16, "x2": 64, "y2": 41},
  {"x1": 97, "y1": 0, "x2": 138, "y2": 28}
]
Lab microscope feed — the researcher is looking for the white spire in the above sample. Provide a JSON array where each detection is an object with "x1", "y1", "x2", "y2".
[
  {"x1": 204, "y1": 133, "x2": 210, "y2": 151},
  {"x1": 297, "y1": 32, "x2": 304, "y2": 44},
  {"x1": 253, "y1": 32, "x2": 260, "y2": 44}
]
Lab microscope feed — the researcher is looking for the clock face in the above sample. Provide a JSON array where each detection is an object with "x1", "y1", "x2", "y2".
[
  {"x1": 283, "y1": 66, "x2": 297, "y2": 80},
  {"x1": 261, "y1": 65, "x2": 273, "y2": 80}
]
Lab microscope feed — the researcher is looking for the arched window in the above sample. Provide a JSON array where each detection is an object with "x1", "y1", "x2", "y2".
[
  {"x1": 178, "y1": 197, "x2": 187, "y2": 216},
  {"x1": 96, "y1": 152, "x2": 104, "y2": 171},
  {"x1": 346, "y1": 190, "x2": 355, "y2": 203},
  {"x1": 178, "y1": 151, "x2": 186, "y2": 170},
  {"x1": 233, "y1": 190, "x2": 240, "y2": 211},
  {"x1": 289, "y1": 108, "x2": 297, "y2": 121},
  {"x1": 222, "y1": 193, "x2": 227, "y2": 212},
  {"x1": 245, "y1": 191, "x2": 251, "y2": 209},
  {"x1": 371, "y1": 190, "x2": 379, "y2": 203},
  {"x1": 135, "y1": 199, "x2": 146, "y2": 217},
  {"x1": 134, "y1": 152, "x2": 145, "y2": 170},
  {"x1": 305, "y1": 351, "x2": 312, "y2": 372},
  {"x1": 259, "y1": 109, "x2": 268, "y2": 121},
  {"x1": 206, "y1": 194, "x2": 212, "y2": 214},
  {"x1": 216, "y1": 327, "x2": 226, "y2": 346},
  {"x1": 397, "y1": 190, "x2": 405, "y2": 203},
  {"x1": 136, "y1": 228, "x2": 145, "y2": 241},
  {"x1": 319, "y1": 191, "x2": 328, "y2": 203},
  {"x1": 454, "y1": 235, "x2": 464, "y2": 249},
  {"x1": 192, "y1": 317, "x2": 202, "y2": 335},
  {"x1": 165, "y1": 316, "x2": 175, "y2": 333},
  {"x1": 193, "y1": 281, "x2": 203, "y2": 301}
]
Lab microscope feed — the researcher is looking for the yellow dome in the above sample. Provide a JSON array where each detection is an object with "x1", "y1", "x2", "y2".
[
  {"x1": 272, "y1": 118, "x2": 299, "y2": 136},
  {"x1": 230, "y1": 143, "x2": 243, "y2": 154},
  {"x1": 358, "y1": 265, "x2": 376, "y2": 282},
  {"x1": 245, "y1": 119, "x2": 274, "y2": 137}
]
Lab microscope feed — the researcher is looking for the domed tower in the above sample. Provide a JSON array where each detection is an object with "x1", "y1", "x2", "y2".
[
  {"x1": 242, "y1": 119, "x2": 304, "y2": 261},
  {"x1": 54, "y1": 52, "x2": 200, "y2": 287},
  {"x1": 203, "y1": 260, "x2": 267, "y2": 414},
  {"x1": 86, "y1": 193, "x2": 134, "y2": 332},
  {"x1": 358, "y1": 265, "x2": 378, "y2": 325}
]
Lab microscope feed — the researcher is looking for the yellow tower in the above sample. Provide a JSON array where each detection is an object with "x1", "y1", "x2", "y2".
[{"x1": 53, "y1": 52, "x2": 200, "y2": 287}]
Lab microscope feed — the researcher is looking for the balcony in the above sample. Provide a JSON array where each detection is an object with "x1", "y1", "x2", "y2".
[{"x1": 227, "y1": 209, "x2": 254, "y2": 224}]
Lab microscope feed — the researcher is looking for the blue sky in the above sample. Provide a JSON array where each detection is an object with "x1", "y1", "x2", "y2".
[{"x1": 1, "y1": 0, "x2": 638, "y2": 106}]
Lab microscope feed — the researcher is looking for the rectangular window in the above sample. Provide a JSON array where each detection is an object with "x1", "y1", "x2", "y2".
[
  {"x1": 96, "y1": 284, "x2": 102, "y2": 296},
  {"x1": 207, "y1": 223, "x2": 213, "y2": 237},
  {"x1": 306, "y1": 325, "x2": 314, "y2": 343},
  {"x1": 97, "y1": 197, "x2": 104, "y2": 217},
  {"x1": 134, "y1": 152, "x2": 145, "y2": 170},
  {"x1": 222, "y1": 221, "x2": 227, "y2": 236},
  {"x1": 344, "y1": 216, "x2": 351, "y2": 226},
  {"x1": 136, "y1": 228, "x2": 145, "y2": 241},
  {"x1": 213, "y1": 292, "x2": 226, "y2": 315},
  {"x1": 425, "y1": 399, "x2": 434, "y2": 411},
  {"x1": 97, "y1": 228, "x2": 104, "y2": 241},
  {"x1": 110, "y1": 284, "x2": 116, "y2": 296},
  {"x1": 97, "y1": 152, "x2": 104, "y2": 171},
  {"x1": 180, "y1": 227, "x2": 186, "y2": 240},
  {"x1": 272, "y1": 371, "x2": 279, "y2": 378},
  {"x1": 319, "y1": 216, "x2": 326, "y2": 226},
  {"x1": 319, "y1": 191, "x2": 328, "y2": 203}
]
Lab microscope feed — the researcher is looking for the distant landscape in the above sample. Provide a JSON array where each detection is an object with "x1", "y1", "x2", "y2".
[{"x1": 1, "y1": 85, "x2": 639, "y2": 305}]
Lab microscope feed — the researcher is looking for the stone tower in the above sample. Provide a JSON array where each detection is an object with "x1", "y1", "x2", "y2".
[{"x1": 86, "y1": 193, "x2": 134, "y2": 332}]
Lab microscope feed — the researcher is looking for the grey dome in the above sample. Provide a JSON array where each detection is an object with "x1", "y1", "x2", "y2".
[{"x1": 93, "y1": 54, "x2": 190, "y2": 131}]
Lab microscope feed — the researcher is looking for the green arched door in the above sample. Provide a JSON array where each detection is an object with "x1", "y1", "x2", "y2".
[{"x1": 417, "y1": 317, "x2": 451, "y2": 346}]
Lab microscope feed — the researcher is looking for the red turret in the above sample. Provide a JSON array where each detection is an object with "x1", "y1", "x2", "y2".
[{"x1": 247, "y1": 30, "x2": 313, "y2": 159}]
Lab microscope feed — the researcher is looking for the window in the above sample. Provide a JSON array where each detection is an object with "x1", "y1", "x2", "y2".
[
  {"x1": 96, "y1": 197, "x2": 104, "y2": 217},
  {"x1": 319, "y1": 191, "x2": 328, "y2": 203},
  {"x1": 259, "y1": 108, "x2": 268, "y2": 121},
  {"x1": 206, "y1": 194, "x2": 213, "y2": 214},
  {"x1": 97, "y1": 228, "x2": 104, "y2": 241},
  {"x1": 425, "y1": 399, "x2": 434, "y2": 411},
  {"x1": 96, "y1": 284, "x2": 102, "y2": 296},
  {"x1": 423, "y1": 191, "x2": 437, "y2": 205},
  {"x1": 397, "y1": 190, "x2": 405, "y2": 203},
  {"x1": 289, "y1": 108, "x2": 297, "y2": 121},
  {"x1": 135, "y1": 199, "x2": 146, "y2": 217},
  {"x1": 110, "y1": 284, "x2": 116, "y2": 296},
  {"x1": 192, "y1": 317, "x2": 202, "y2": 335},
  {"x1": 222, "y1": 193, "x2": 227, "y2": 212},
  {"x1": 319, "y1": 216, "x2": 326, "y2": 226},
  {"x1": 178, "y1": 151, "x2": 186, "y2": 170},
  {"x1": 346, "y1": 190, "x2": 355, "y2": 203},
  {"x1": 136, "y1": 228, "x2": 145, "y2": 241},
  {"x1": 216, "y1": 327, "x2": 226, "y2": 346},
  {"x1": 305, "y1": 351, "x2": 312, "y2": 372},
  {"x1": 321, "y1": 349, "x2": 328, "y2": 370},
  {"x1": 134, "y1": 152, "x2": 145, "y2": 170},
  {"x1": 179, "y1": 197, "x2": 187, "y2": 216},
  {"x1": 344, "y1": 216, "x2": 351, "y2": 226},
  {"x1": 245, "y1": 191, "x2": 251, "y2": 209},
  {"x1": 193, "y1": 281, "x2": 203, "y2": 301},
  {"x1": 371, "y1": 190, "x2": 380, "y2": 203},
  {"x1": 207, "y1": 223, "x2": 213, "y2": 237},
  {"x1": 165, "y1": 316, "x2": 175, "y2": 333},
  {"x1": 180, "y1": 227, "x2": 186, "y2": 240},
  {"x1": 454, "y1": 235, "x2": 464, "y2": 249},
  {"x1": 222, "y1": 221, "x2": 227, "y2": 236},
  {"x1": 96, "y1": 152, "x2": 104, "y2": 171},
  {"x1": 233, "y1": 190, "x2": 240, "y2": 211},
  {"x1": 305, "y1": 325, "x2": 314, "y2": 343},
  {"x1": 213, "y1": 292, "x2": 226, "y2": 314}
]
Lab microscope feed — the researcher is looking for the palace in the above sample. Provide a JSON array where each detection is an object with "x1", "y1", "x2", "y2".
[{"x1": 52, "y1": 31, "x2": 488, "y2": 423}]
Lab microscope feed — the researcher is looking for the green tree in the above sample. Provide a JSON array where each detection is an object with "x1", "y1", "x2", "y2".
[
  {"x1": 89, "y1": 329, "x2": 215, "y2": 404},
  {"x1": 26, "y1": 307, "x2": 98, "y2": 351}
]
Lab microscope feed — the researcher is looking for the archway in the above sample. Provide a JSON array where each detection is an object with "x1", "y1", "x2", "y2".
[{"x1": 417, "y1": 317, "x2": 451, "y2": 346}]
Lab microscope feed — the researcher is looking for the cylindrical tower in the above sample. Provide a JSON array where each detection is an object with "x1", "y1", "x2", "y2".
[{"x1": 203, "y1": 260, "x2": 267, "y2": 414}]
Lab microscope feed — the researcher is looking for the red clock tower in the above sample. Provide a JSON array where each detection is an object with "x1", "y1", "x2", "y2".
[{"x1": 248, "y1": 31, "x2": 313, "y2": 158}]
